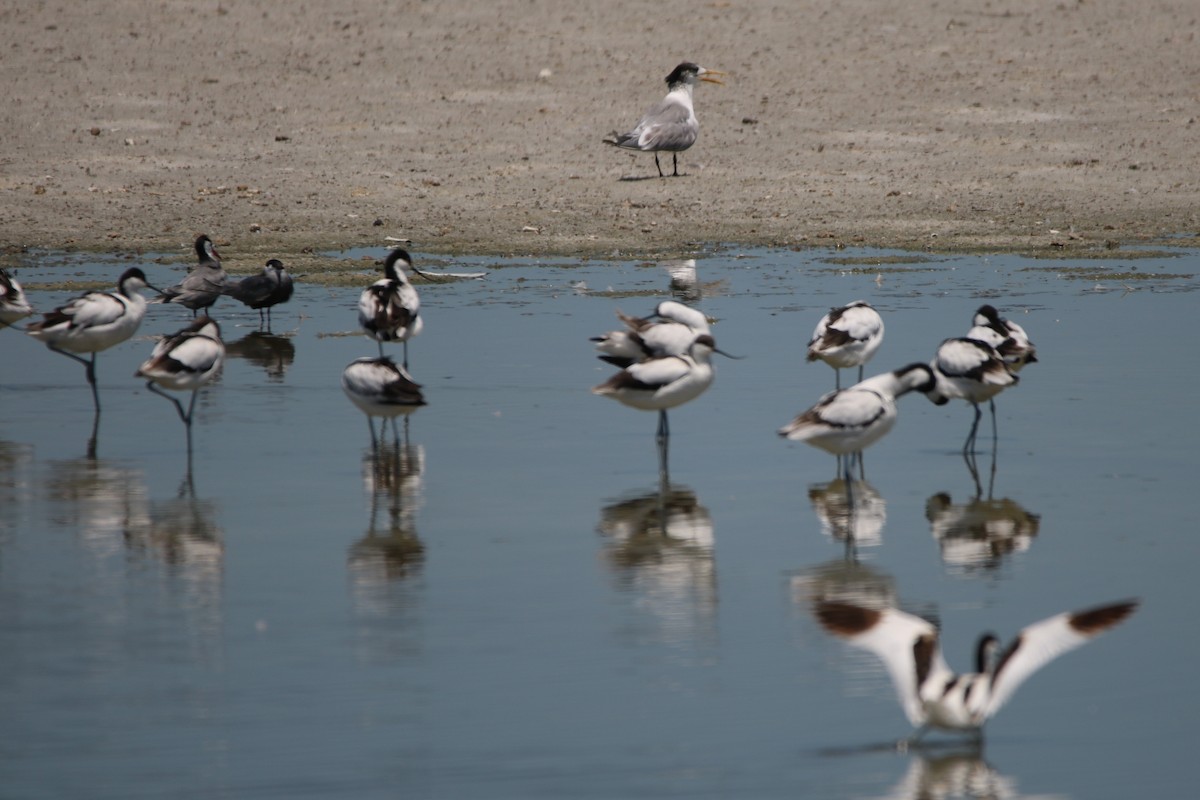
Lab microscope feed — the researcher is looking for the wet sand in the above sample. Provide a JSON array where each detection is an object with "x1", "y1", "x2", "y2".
[{"x1": 2, "y1": 0, "x2": 1198, "y2": 267}]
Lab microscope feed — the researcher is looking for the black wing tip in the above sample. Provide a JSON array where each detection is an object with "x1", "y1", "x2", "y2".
[{"x1": 1070, "y1": 599, "x2": 1140, "y2": 635}]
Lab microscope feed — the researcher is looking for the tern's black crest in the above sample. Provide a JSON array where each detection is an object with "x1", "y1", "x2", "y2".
[{"x1": 665, "y1": 62, "x2": 701, "y2": 87}]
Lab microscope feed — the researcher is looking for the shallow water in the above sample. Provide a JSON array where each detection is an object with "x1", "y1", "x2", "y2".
[{"x1": 1, "y1": 245, "x2": 1197, "y2": 799}]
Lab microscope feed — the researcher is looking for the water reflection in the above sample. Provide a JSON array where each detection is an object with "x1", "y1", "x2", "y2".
[
  {"x1": 45, "y1": 452, "x2": 151, "y2": 558},
  {"x1": 224, "y1": 330, "x2": 296, "y2": 382},
  {"x1": 126, "y1": 473, "x2": 225, "y2": 625},
  {"x1": 809, "y1": 477, "x2": 887, "y2": 556},
  {"x1": 791, "y1": 557, "x2": 896, "y2": 611},
  {"x1": 926, "y1": 451, "x2": 1040, "y2": 574},
  {"x1": 872, "y1": 749, "x2": 1062, "y2": 800},
  {"x1": 348, "y1": 439, "x2": 427, "y2": 608},
  {"x1": 926, "y1": 492, "x2": 1040, "y2": 574},
  {"x1": 596, "y1": 479, "x2": 717, "y2": 645},
  {"x1": 0, "y1": 440, "x2": 35, "y2": 539}
]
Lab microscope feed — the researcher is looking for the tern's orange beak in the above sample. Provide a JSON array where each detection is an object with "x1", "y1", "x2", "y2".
[{"x1": 699, "y1": 69, "x2": 726, "y2": 85}]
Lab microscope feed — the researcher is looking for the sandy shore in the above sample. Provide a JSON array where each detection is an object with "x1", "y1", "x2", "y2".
[{"x1": 3, "y1": 0, "x2": 1199, "y2": 268}]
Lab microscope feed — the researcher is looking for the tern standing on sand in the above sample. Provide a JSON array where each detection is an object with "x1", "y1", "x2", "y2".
[{"x1": 604, "y1": 62, "x2": 724, "y2": 177}]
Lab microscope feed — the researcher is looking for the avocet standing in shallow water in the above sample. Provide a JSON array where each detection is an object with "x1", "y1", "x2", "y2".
[
  {"x1": 0, "y1": 268, "x2": 34, "y2": 327},
  {"x1": 224, "y1": 258, "x2": 294, "y2": 328},
  {"x1": 966, "y1": 304, "x2": 1038, "y2": 372},
  {"x1": 806, "y1": 301, "x2": 885, "y2": 390},
  {"x1": 155, "y1": 234, "x2": 227, "y2": 316},
  {"x1": 26, "y1": 266, "x2": 160, "y2": 411},
  {"x1": 603, "y1": 62, "x2": 725, "y2": 178},
  {"x1": 814, "y1": 598, "x2": 1138, "y2": 746},
  {"x1": 358, "y1": 249, "x2": 424, "y2": 367},
  {"x1": 779, "y1": 363, "x2": 936, "y2": 483},
  {"x1": 135, "y1": 316, "x2": 225, "y2": 451},
  {"x1": 591, "y1": 300, "x2": 710, "y2": 367},
  {"x1": 593, "y1": 333, "x2": 732, "y2": 443},
  {"x1": 342, "y1": 356, "x2": 427, "y2": 447},
  {"x1": 924, "y1": 337, "x2": 1018, "y2": 454}
]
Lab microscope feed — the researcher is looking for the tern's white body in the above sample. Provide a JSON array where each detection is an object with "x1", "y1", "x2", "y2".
[{"x1": 605, "y1": 62, "x2": 724, "y2": 177}]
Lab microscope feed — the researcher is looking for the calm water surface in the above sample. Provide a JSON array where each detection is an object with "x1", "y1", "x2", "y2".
[{"x1": 1, "y1": 245, "x2": 1197, "y2": 798}]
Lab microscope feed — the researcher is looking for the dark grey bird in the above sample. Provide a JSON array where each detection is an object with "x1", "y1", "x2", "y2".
[
  {"x1": 604, "y1": 62, "x2": 724, "y2": 178},
  {"x1": 224, "y1": 258, "x2": 294, "y2": 328},
  {"x1": 155, "y1": 235, "x2": 228, "y2": 316}
]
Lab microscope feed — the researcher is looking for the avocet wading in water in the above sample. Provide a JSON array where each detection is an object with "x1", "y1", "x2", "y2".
[
  {"x1": 593, "y1": 333, "x2": 734, "y2": 475},
  {"x1": 358, "y1": 248, "x2": 425, "y2": 368},
  {"x1": 924, "y1": 337, "x2": 1018, "y2": 454},
  {"x1": 591, "y1": 300, "x2": 711, "y2": 368},
  {"x1": 966, "y1": 304, "x2": 1038, "y2": 372},
  {"x1": 779, "y1": 363, "x2": 936, "y2": 486},
  {"x1": 224, "y1": 258, "x2": 294, "y2": 328},
  {"x1": 26, "y1": 267, "x2": 161, "y2": 412},
  {"x1": 603, "y1": 62, "x2": 724, "y2": 178},
  {"x1": 0, "y1": 268, "x2": 34, "y2": 327},
  {"x1": 806, "y1": 301, "x2": 885, "y2": 390},
  {"x1": 342, "y1": 356, "x2": 427, "y2": 447},
  {"x1": 813, "y1": 598, "x2": 1138, "y2": 747},
  {"x1": 155, "y1": 234, "x2": 228, "y2": 316},
  {"x1": 135, "y1": 316, "x2": 225, "y2": 452}
]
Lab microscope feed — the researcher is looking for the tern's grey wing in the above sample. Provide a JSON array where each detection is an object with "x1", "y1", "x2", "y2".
[{"x1": 631, "y1": 100, "x2": 696, "y2": 152}]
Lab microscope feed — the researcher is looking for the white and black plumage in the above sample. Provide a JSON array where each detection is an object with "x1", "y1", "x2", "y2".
[
  {"x1": 136, "y1": 316, "x2": 225, "y2": 444},
  {"x1": 807, "y1": 301, "x2": 885, "y2": 390},
  {"x1": 967, "y1": 304, "x2": 1037, "y2": 372},
  {"x1": 342, "y1": 356, "x2": 427, "y2": 447},
  {"x1": 924, "y1": 337, "x2": 1018, "y2": 454},
  {"x1": 779, "y1": 363, "x2": 936, "y2": 479},
  {"x1": 156, "y1": 235, "x2": 228, "y2": 316},
  {"x1": 358, "y1": 248, "x2": 423, "y2": 366},
  {"x1": 593, "y1": 333, "x2": 729, "y2": 444},
  {"x1": 224, "y1": 258, "x2": 294, "y2": 327},
  {"x1": 591, "y1": 300, "x2": 710, "y2": 367},
  {"x1": 603, "y1": 62, "x2": 724, "y2": 178},
  {"x1": 0, "y1": 268, "x2": 34, "y2": 327},
  {"x1": 814, "y1": 598, "x2": 1139, "y2": 745},
  {"x1": 26, "y1": 267, "x2": 159, "y2": 411}
]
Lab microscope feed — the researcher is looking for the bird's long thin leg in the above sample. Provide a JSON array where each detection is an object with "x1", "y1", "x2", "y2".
[
  {"x1": 857, "y1": 364, "x2": 865, "y2": 383},
  {"x1": 989, "y1": 398, "x2": 998, "y2": 451},
  {"x1": 964, "y1": 403, "x2": 982, "y2": 455},
  {"x1": 366, "y1": 416, "x2": 379, "y2": 450},
  {"x1": 654, "y1": 153, "x2": 664, "y2": 178},
  {"x1": 834, "y1": 369, "x2": 842, "y2": 391},
  {"x1": 897, "y1": 725, "x2": 932, "y2": 752},
  {"x1": 403, "y1": 340, "x2": 409, "y2": 371},
  {"x1": 49, "y1": 346, "x2": 101, "y2": 411},
  {"x1": 655, "y1": 409, "x2": 669, "y2": 443},
  {"x1": 672, "y1": 152, "x2": 679, "y2": 176},
  {"x1": 146, "y1": 381, "x2": 188, "y2": 424},
  {"x1": 376, "y1": 339, "x2": 385, "y2": 358}
]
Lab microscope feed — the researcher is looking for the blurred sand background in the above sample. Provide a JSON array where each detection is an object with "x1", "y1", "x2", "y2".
[{"x1": 2, "y1": 0, "x2": 1198, "y2": 266}]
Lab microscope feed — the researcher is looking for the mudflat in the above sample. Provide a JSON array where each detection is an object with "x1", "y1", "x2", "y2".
[{"x1": 3, "y1": 0, "x2": 1198, "y2": 265}]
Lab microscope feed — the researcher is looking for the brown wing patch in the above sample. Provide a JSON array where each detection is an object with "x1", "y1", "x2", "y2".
[
  {"x1": 1070, "y1": 599, "x2": 1139, "y2": 635},
  {"x1": 814, "y1": 601, "x2": 881, "y2": 636}
]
